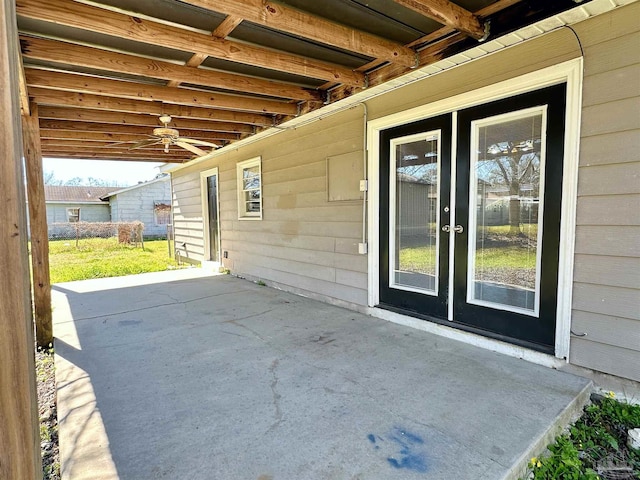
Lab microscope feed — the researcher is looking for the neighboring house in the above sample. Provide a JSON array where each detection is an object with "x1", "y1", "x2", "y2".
[
  {"x1": 43, "y1": 185, "x2": 112, "y2": 237},
  {"x1": 43, "y1": 175, "x2": 171, "y2": 238},
  {"x1": 168, "y1": 3, "x2": 640, "y2": 383},
  {"x1": 101, "y1": 175, "x2": 171, "y2": 238}
]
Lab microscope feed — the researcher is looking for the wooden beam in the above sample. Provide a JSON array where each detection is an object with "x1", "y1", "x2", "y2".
[
  {"x1": 41, "y1": 145, "x2": 193, "y2": 157},
  {"x1": 42, "y1": 153, "x2": 189, "y2": 163},
  {"x1": 29, "y1": 79, "x2": 298, "y2": 119},
  {"x1": 211, "y1": 14, "x2": 244, "y2": 39},
  {"x1": 24, "y1": 68, "x2": 291, "y2": 123},
  {"x1": 41, "y1": 149, "x2": 194, "y2": 161},
  {"x1": 406, "y1": 0, "x2": 518, "y2": 48},
  {"x1": 0, "y1": 0, "x2": 41, "y2": 477},
  {"x1": 324, "y1": 0, "x2": 528, "y2": 106},
  {"x1": 38, "y1": 105, "x2": 272, "y2": 128},
  {"x1": 20, "y1": 36, "x2": 320, "y2": 102},
  {"x1": 41, "y1": 138, "x2": 186, "y2": 147},
  {"x1": 39, "y1": 127, "x2": 239, "y2": 142},
  {"x1": 21, "y1": 102, "x2": 52, "y2": 348},
  {"x1": 17, "y1": 42, "x2": 29, "y2": 115},
  {"x1": 181, "y1": 0, "x2": 416, "y2": 67},
  {"x1": 391, "y1": 0, "x2": 486, "y2": 40},
  {"x1": 167, "y1": 15, "x2": 244, "y2": 88},
  {"x1": 16, "y1": 0, "x2": 366, "y2": 86}
]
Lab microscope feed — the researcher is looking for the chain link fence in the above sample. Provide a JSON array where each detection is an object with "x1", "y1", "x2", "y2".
[{"x1": 48, "y1": 221, "x2": 145, "y2": 248}]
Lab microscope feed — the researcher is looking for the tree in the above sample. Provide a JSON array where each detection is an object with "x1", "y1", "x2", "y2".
[
  {"x1": 43, "y1": 170, "x2": 62, "y2": 185},
  {"x1": 477, "y1": 141, "x2": 541, "y2": 235}
]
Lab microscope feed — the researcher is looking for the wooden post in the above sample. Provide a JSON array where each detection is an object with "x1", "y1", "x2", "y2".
[
  {"x1": 0, "y1": 0, "x2": 43, "y2": 477},
  {"x1": 23, "y1": 101, "x2": 53, "y2": 347}
]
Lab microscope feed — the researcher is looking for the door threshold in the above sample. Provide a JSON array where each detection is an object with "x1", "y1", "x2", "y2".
[{"x1": 369, "y1": 306, "x2": 565, "y2": 369}]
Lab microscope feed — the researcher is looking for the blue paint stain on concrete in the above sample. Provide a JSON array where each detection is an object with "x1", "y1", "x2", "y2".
[
  {"x1": 367, "y1": 427, "x2": 428, "y2": 473},
  {"x1": 367, "y1": 433, "x2": 381, "y2": 450},
  {"x1": 386, "y1": 427, "x2": 428, "y2": 473}
]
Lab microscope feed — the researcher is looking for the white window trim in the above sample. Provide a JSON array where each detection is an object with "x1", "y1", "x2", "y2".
[
  {"x1": 153, "y1": 201, "x2": 171, "y2": 226},
  {"x1": 236, "y1": 157, "x2": 263, "y2": 220},
  {"x1": 367, "y1": 58, "x2": 583, "y2": 362},
  {"x1": 67, "y1": 207, "x2": 80, "y2": 223}
]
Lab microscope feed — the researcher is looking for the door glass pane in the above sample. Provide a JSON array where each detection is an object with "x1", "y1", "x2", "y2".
[
  {"x1": 468, "y1": 108, "x2": 545, "y2": 315},
  {"x1": 390, "y1": 132, "x2": 440, "y2": 294}
]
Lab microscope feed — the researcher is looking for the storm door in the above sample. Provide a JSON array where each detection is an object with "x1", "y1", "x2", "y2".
[{"x1": 379, "y1": 84, "x2": 567, "y2": 352}]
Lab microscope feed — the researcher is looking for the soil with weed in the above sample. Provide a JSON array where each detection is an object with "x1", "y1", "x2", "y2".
[
  {"x1": 524, "y1": 393, "x2": 640, "y2": 480},
  {"x1": 36, "y1": 347, "x2": 60, "y2": 480}
]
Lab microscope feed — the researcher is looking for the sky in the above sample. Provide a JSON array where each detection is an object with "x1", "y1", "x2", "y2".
[{"x1": 42, "y1": 157, "x2": 165, "y2": 187}]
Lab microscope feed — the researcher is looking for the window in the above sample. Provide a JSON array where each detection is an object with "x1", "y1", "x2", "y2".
[
  {"x1": 154, "y1": 201, "x2": 171, "y2": 225},
  {"x1": 237, "y1": 157, "x2": 262, "y2": 219},
  {"x1": 67, "y1": 208, "x2": 80, "y2": 223}
]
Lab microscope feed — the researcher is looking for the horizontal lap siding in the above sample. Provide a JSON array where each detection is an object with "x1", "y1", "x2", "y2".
[
  {"x1": 172, "y1": 109, "x2": 366, "y2": 305},
  {"x1": 172, "y1": 171, "x2": 204, "y2": 262},
  {"x1": 570, "y1": 3, "x2": 640, "y2": 381},
  {"x1": 170, "y1": 4, "x2": 639, "y2": 381},
  {"x1": 112, "y1": 180, "x2": 170, "y2": 237}
]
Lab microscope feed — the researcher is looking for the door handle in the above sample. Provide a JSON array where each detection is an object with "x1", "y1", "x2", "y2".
[{"x1": 442, "y1": 224, "x2": 464, "y2": 233}]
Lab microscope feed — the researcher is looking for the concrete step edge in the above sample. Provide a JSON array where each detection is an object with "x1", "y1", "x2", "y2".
[{"x1": 501, "y1": 379, "x2": 594, "y2": 480}]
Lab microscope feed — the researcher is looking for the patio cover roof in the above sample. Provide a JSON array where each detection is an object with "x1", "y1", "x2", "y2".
[{"x1": 15, "y1": 0, "x2": 589, "y2": 164}]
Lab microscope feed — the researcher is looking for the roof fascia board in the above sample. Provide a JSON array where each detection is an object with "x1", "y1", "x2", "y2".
[{"x1": 101, "y1": 176, "x2": 168, "y2": 198}]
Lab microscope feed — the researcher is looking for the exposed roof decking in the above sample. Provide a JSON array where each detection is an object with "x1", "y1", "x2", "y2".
[{"x1": 15, "y1": 0, "x2": 587, "y2": 163}]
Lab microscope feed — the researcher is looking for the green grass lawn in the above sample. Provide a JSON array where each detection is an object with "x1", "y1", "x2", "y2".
[
  {"x1": 48, "y1": 238, "x2": 182, "y2": 283},
  {"x1": 398, "y1": 224, "x2": 539, "y2": 272},
  {"x1": 399, "y1": 245, "x2": 536, "y2": 271}
]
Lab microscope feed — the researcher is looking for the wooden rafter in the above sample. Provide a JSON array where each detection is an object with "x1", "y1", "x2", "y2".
[
  {"x1": 39, "y1": 127, "x2": 240, "y2": 142},
  {"x1": 28, "y1": 85, "x2": 298, "y2": 117},
  {"x1": 16, "y1": 0, "x2": 366, "y2": 87},
  {"x1": 20, "y1": 36, "x2": 320, "y2": 102},
  {"x1": 40, "y1": 143, "x2": 193, "y2": 154},
  {"x1": 41, "y1": 152, "x2": 190, "y2": 162},
  {"x1": 167, "y1": 15, "x2": 244, "y2": 88},
  {"x1": 325, "y1": 0, "x2": 526, "y2": 105},
  {"x1": 391, "y1": 0, "x2": 487, "y2": 40},
  {"x1": 180, "y1": 0, "x2": 416, "y2": 67},
  {"x1": 24, "y1": 69, "x2": 298, "y2": 120},
  {"x1": 37, "y1": 105, "x2": 271, "y2": 128}
]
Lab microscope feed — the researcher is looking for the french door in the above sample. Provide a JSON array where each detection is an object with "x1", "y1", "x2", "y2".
[{"x1": 379, "y1": 84, "x2": 567, "y2": 352}]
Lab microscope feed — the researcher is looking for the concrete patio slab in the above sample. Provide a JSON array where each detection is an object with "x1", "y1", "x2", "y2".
[{"x1": 52, "y1": 269, "x2": 591, "y2": 480}]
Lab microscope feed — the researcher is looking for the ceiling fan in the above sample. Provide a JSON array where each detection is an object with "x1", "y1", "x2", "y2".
[{"x1": 119, "y1": 115, "x2": 220, "y2": 156}]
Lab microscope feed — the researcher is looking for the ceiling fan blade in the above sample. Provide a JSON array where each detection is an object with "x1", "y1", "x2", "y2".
[
  {"x1": 175, "y1": 141, "x2": 208, "y2": 157},
  {"x1": 129, "y1": 139, "x2": 162, "y2": 150},
  {"x1": 176, "y1": 137, "x2": 220, "y2": 148},
  {"x1": 106, "y1": 134, "x2": 157, "y2": 148}
]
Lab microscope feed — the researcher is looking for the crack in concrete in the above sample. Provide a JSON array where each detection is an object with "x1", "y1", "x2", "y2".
[
  {"x1": 266, "y1": 358, "x2": 283, "y2": 434},
  {"x1": 222, "y1": 309, "x2": 276, "y2": 342}
]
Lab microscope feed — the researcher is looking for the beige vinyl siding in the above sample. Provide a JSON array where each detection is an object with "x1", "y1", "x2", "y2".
[
  {"x1": 172, "y1": 171, "x2": 204, "y2": 262},
  {"x1": 170, "y1": 3, "x2": 639, "y2": 381},
  {"x1": 172, "y1": 109, "x2": 366, "y2": 305},
  {"x1": 569, "y1": 2, "x2": 640, "y2": 381}
]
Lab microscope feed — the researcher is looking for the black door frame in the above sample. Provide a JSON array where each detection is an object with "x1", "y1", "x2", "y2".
[
  {"x1": 377, "y1": 84, "x2": 567, "y2": 354},
  {"x1": 379, "y1": 113, "x2": 452, "y2": 320}
]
